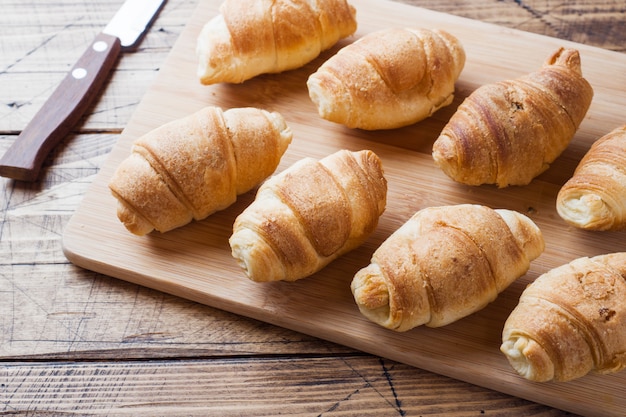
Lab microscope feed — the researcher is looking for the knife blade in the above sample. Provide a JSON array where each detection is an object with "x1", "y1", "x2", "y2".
[{"x1": 0, "y1": 0, "x2": 166, "y2": 182}]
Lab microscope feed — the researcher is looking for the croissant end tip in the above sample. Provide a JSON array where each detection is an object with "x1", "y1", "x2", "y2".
[
  {"x1": 545, "y1": 47, "x2": 582, "y2": 75},
  {"x1": 501, "y1": 335, "x2": 555, "y2": 382},
  {"x1": 556, "y1": 192, "x2": 613, "y2": 230},
  {"x1": 351, "y1": 265, "x2": 390, "y2": 310}
]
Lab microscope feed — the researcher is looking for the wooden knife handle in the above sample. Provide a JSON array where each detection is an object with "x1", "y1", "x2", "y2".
[{"x1": 0, "y1": 32, "x2": 122, "y2": 182}]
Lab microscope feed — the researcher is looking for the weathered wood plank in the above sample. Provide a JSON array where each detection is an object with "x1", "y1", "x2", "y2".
[
  {"x1": 2, "y1": 357, "x2": 574, "y2": 416},
  {"x1": 400, "y1": 0, "x2": 626, "y2": 52}
]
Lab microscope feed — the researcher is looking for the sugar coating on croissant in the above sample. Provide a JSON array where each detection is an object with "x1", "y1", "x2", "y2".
[
  {"x1": 109, "y1": 106, "x2": 292, "y2": 235},
  {"x1": 351, "y1": 204, "x2": 545, "y2": 331},
  {"x1": 229, "y1": 149, "x2": 387, "y2": 282},
  {"x1": 307, "y1": 28, "x2": 465, "y2": 130},
  {"x1": 432, "y1": 47, "x2": 594, "y2": 187},
  {"x1": 197, "y1": 0, "x2": 357, "y2": 85},
  {"x1": 501, "y1": 253, "x2": 626, "y2": 382},
  {"x1": 557, "y1": 125, "x2": 626, "y2": 230}
]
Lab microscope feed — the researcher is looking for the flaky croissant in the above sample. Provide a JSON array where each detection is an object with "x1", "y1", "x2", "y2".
[
  {"x1": 307, "y1": 28, "x2": 465, "y2": 130},
  {"x1": 229, "y1": 149, "x2": 387, "y2": 282},
  {"x1": 557, "y1": 125, "x2": 626, "y2": 230},
  {"x1": 109, "y1": 106, "x2": 292, "y2": 235},
  {"x1": 351, "y1": 204, "x2": 544, "y2": 331},
  {"x1": 501, "y1": 253, "x2": 626, "y2": 382},
  {"x1": 197, "y1": 0, "x2": 357, "y2": 85},
  {"x1": 432, "y1": 47, "x2": 594, "y2": 187}
]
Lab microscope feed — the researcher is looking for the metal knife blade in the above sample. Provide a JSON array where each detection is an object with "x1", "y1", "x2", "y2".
[
  {"x1": 0, "y1": 0, "x2": 167, "y2": 182},
  {"x1": 104, "y1": 0, "x2": 166, "y2": 50}
]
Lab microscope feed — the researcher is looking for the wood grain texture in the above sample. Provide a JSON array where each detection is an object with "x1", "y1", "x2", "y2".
[
  {"x1": 2, "y1": 0, "x2": 625, "y2": 415},
  {"x1": 61, "y1": 0, "x2": 626, "y2": 416},
  {"x1": 400, "y1": 0, "x2": 626, "y2": 53},
  {"x1": 3, "y1": 357, "x2": 569, "y2": 416}
]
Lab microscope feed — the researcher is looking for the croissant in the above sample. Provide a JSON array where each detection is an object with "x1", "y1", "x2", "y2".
[
  {"x1": 501, "y1": 253, "x2": 626, "y2": 382},
  {"x1": 229, "y1": 149, "x2": 387, "y2": 282},
  {"x1": 108, "y1": 106, "x2": 292, "y2": 235},
  {"x1": 306, "y1": 28, "x2": 466, "y2": 130},
  {"x1": 197, "y1": 0, "x2": 357, "y2": 85},
  {"x1": 432, "y1": 47, "x2": 594, "y2": 187},
  {"x1": 351, "y1": 204, "x2": 544, "y2": 331},
  {"x1": 556, "y1": 125, "x2": 626, "y2": 230}
]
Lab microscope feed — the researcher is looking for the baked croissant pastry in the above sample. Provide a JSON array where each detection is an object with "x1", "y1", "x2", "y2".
[
  {"x1": 109, "y1": 106, "x2": 292, "y2": 235},
  {"x1": 501, "y1": 253, "x2": 626, "y2": 382},
  {"x1": 557, "y1": 125, "x2": 626, "y2": 230},
  {"x1": 229, "y1": 149, "x2": 387, "y2": 282},
  {"x1": 351, "y1": 204, "x2": 544, "y2": 331},
  {"x1": 432, "y1": 47, "x2": 594, "y2": 187},
  {"x1": 307, "y1": 28, "x2": 465, "y2": 130},
  {"x1": 197, "y1": 0, "x2": 357, "y2": 85}
]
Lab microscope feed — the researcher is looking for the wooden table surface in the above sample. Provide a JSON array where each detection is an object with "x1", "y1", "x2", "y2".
[{"x1": 1, "y1": 1, "x2": 624, "y2": 415}]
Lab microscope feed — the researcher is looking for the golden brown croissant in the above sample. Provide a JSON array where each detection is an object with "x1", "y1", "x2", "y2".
[
  {"x1": 432, "y1": 47, "x2": 594, "y2": 187},
  {"x1": 109, "y1": 106, "x2": 292, "y2": 235},
  {"x1": 306, "y1": 28, "x2": 465, "y2": 130},
  {"x1": 556, "y1": 125, "x2": 626, "y2": 230},
  {"x1": 229, "y1": 149, "x2": 387, "y2": 282},
  {"x1": 501, "y1": 253, "x2": 626, "y2": 382},
  {"x1": 351, "y1": 204, "x2": 544, "y2": 331},
  {"x1": 197, "y1": 0, "x2": 357, "y2": 85}
]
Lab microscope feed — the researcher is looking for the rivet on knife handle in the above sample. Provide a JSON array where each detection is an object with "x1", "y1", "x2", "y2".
[{"x1": 0, "y1": 32, "x2": 122, "y2": 182}]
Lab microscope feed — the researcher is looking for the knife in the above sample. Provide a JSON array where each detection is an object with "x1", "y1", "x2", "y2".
[{"x1": 0, "y1": 0, "x2": 166, "y2": 182}]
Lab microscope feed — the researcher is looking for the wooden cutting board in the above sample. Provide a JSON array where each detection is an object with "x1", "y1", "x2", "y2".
[{"x1": 63, "y1": 0, "x2": 626, "y2": 415}]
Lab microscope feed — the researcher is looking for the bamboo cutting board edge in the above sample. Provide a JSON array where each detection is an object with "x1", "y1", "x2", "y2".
[{"x1": 63, "y1": 0, "x2": 626, "y2": 415}]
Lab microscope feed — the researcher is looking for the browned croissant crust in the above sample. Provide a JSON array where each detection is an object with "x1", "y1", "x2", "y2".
[
  {"x1": 432, "y1": 47, "x2": 594, "y2": 187},
  {"x1": 197, "y1": 0, "x2": 357, "y2": 85},
  {"x1": 229, "y1": 149, "x2": 387, "y2": 282},
  {"x1": 557, "y1": 125, "x2": 626, "y2": 230},
  {"x1": 501, "y1": 253, "x2": 626, "y2": 382},
  {"x1": 351, "y1": 204, "x2": 544, "y2": 331},
  {"x1": 109, "y1": 106, "x2": 292, "y2": 235},
  {"x1": 306, "y1": 28, "x2": 465, "y2": 130}
]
